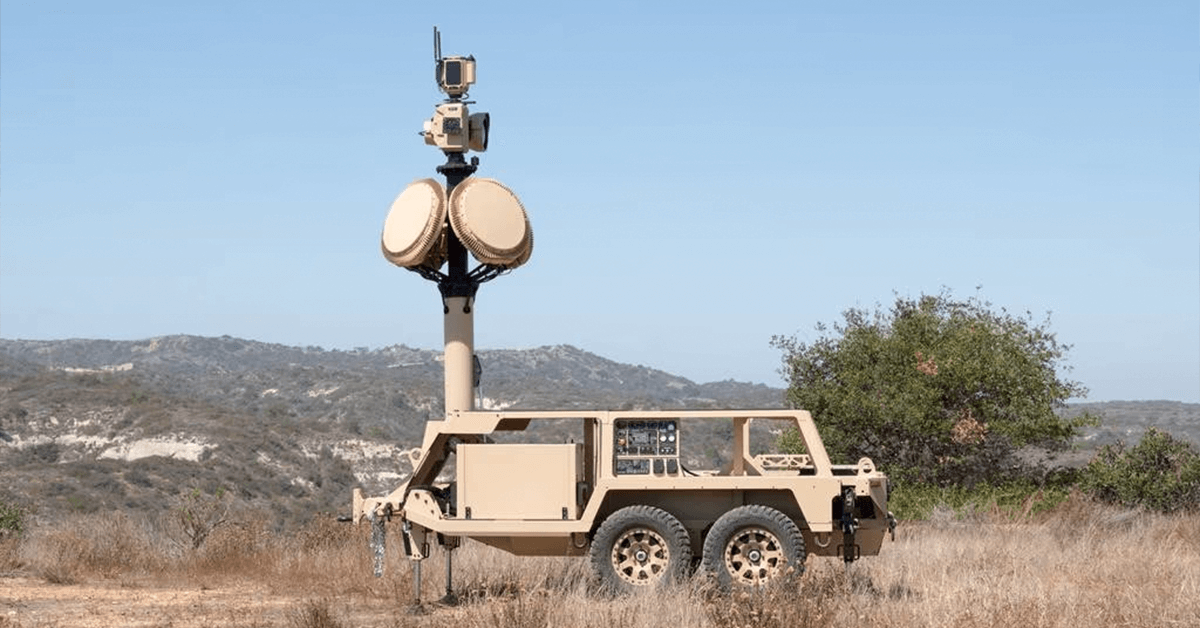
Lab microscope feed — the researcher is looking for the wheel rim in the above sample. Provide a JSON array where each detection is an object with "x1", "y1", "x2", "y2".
[
  {"x1": 723, "y1": 527, "x2": 787, "y2": 585},
  {"x1": 611, "y1": 527, "x2": 671, "y2": 586}
]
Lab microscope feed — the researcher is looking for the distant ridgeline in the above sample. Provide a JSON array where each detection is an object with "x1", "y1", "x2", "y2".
[
  {"x1": 0, "y1": 336, "x2": 1194, "y2": 524},
  {"x1": 0, "y1": 335, "x2": 782, "y2": 522}
]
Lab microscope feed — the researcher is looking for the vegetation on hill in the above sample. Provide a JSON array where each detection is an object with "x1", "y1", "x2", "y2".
[
  {"x1": 1080, "y1": 427, "x2": 1200, "y2": 513},
  {"x1": 0, "y1": 337, "x2": 783, "y2": 529},
  {"x1": 1, "y1": 334, "x2": 1197, "y2": 528}
]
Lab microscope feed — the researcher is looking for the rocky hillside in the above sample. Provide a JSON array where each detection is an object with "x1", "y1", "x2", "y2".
[
  {"x1": 0, "y1": 336, "x2": 782, "y2": 524},
  {"x1": 1, "y1": 336, "x2": 1195, "y2": 528}
]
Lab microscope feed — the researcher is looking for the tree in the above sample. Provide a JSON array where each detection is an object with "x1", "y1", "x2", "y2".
[{"x1": 772, "y1": 290, "x2": 1095, "y2": 487}]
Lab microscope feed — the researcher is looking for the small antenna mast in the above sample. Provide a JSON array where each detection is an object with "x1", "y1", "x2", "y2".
[{"x1": 433, "y1": 26, "x2": 442, "y2": 62}]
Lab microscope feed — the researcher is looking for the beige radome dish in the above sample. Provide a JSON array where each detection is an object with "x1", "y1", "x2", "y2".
[
  {"x1": 448, "y1": 178, "x2": 533, "y2": 267},
  {"x1": 382, "y1": 178, "x2": 448, "y2": 269}
]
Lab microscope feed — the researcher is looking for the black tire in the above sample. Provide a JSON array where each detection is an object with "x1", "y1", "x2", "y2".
[
  {"x1": 702, "y1": 505, "x2": 806, "y2": 588},
  {"x1": 589, "y1": 505, "x2": 692, "y2": 593}
]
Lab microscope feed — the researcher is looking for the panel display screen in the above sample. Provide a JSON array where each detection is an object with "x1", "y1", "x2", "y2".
[{"x1": 614, "y1": 420, "x2": 679, "y2": 474}]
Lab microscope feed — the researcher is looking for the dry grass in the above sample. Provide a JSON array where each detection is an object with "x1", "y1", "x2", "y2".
[
  {"x1": 2, "y1": 495, "x2": 1197, "y2": 627},
  {"x1": 0, "y1": 536, "x2": 22, "y2": 573}
]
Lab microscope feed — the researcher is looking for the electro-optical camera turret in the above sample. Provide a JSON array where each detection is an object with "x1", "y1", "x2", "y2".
[
  {"x1": 423, "y1": 28, "x2": 489, "y2": 153},
  {"x1": 436, "y1": 54, "x2": 475, "y2": 98}
]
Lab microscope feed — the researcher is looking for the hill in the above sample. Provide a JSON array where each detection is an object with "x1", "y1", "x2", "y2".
[
  {"x1": 1, "y1": 336, "x2": 1195, "y2": 526},
  {"x1": 0, "y1": 336, "x2": 781, "y2": 524}
]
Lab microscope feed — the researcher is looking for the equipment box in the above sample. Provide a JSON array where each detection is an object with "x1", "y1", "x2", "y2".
[{"x1": 457, "y1": 443, "x2": 583, "y2": 520}]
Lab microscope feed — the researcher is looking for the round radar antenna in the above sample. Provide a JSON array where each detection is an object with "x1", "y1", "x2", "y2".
[
  {"x1": 448, "y1": 178, "x2": 533, "y2": 268},
  {"x1": 381, "y1": 178, "x2": 448, "y2": 269}
]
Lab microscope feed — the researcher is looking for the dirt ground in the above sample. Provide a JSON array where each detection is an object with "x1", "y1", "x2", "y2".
[
  {"x1": 4, "y1": 503, "x2": 1198, "y2": 628},
  {"x1": 1, "y1": 575, "x2": 404, "y2": 628}
]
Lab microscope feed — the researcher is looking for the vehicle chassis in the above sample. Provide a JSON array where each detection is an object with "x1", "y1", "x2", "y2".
[{"x1": 352, "y1": 408, "x2": 893, "y2": 596}]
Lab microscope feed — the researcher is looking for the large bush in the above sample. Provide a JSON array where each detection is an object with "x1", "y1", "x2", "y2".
[
  {"x1": 1080, "y1": 427, "x2": 1200, "y2": 513},
  {"x1": 773, "y1": 291, "x2": 1096, "y2": 487}
]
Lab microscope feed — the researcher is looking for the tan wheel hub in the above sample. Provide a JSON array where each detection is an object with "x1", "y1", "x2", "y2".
[
  {"x1": 611, "y1": 528, "x2": 671, "y2": 586},
  {"x1": 723, "y1": 527, "x2": 786, "y2": 585}
]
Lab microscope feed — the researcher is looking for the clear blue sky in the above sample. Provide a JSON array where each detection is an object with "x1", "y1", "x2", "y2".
[{"x1": 2, "y1": 1, "x2": 1197, "y2": 402}]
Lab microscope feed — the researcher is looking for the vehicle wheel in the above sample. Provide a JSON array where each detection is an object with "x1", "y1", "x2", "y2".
[
  {"x1": 702, "y1": 505, "x2": 805, "y2": 588},
  {"x1": 590, "y1": 505, "x2": 692, "y2": 593}
]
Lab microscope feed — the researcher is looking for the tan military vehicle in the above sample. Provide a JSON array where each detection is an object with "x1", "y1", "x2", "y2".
[
  {"x1": 349, "y1": 28, "x2": 894, "y2": 598},
  {"x1": 353, "y1": 408, "x2": 893, "y2": 593}
]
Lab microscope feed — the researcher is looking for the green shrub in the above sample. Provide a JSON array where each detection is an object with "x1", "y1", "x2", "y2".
[
  {"x1": 1079, "y1": 427, "x2": 1200, "y2": 513},
  {"x1": 773, "y1": 291, "x2": 1096, "y2": 489},
  {"x1": 0, "y1": 498, "x2": 26, "y2": 536}
]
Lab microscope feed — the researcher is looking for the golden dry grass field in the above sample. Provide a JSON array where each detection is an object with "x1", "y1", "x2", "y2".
[{"x1": 2, "y1": 495, "x2": 1197, "y2": 628}]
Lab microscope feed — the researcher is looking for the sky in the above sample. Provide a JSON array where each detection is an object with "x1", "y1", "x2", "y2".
[{"x1": 1, "y1": 1, "x2": 1197, "y2": 403}]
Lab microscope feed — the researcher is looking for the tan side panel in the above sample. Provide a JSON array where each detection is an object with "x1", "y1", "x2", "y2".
[{"x1": 458, "y1": 443, "x2": 582, "y2": 520}]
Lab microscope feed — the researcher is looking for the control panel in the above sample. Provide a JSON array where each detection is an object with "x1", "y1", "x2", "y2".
[{"x1": 614, "y1": 419, "x2": 680, "y2": 476}]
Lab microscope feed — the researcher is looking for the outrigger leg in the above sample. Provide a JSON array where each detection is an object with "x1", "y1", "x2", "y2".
[
  {"x1": 840, "y1": 486, "x2": 861, "y2": 568},
  {"x1": 412, "y1": 559, "x2": 423, "y2": 606},
  {"x1": 401, "y1": 520, "x2": 426, "y2": 608},
  {"x1": 440, "y1": 535, "x2": 460, "y2": 605}
]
